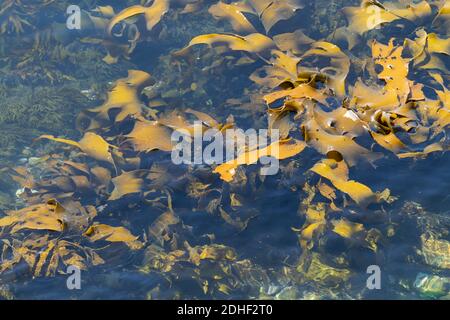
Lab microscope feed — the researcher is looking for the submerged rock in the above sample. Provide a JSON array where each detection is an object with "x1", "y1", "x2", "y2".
[
  {"x1": 414, "y1": 273, "x2": 450, "y2": 298},
  {"x1": 420, "y1": 233, "x2": 450, "y2": 270}
]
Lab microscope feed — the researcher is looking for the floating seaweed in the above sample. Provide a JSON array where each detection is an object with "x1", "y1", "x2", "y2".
[{"x1": 0, "y1": 0, "x2": 449, "y2": 300}]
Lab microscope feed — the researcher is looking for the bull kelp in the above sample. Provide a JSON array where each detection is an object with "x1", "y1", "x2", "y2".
[{"x1": 0, "y1": 0, "x2": 449, "y2": 300}]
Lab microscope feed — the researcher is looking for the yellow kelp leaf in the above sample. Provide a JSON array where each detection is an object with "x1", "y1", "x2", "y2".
[
  {"x1": 8, "y1": 166, "x2": 35, "y2": 189},
  {"x1": 343, "y1": 0, "x2": 431, "y2": 34},
  {"x1": 109, "y1": 170, "x2": 145, "y2": 200},
  {"x1": 398, "y1": 142, "x2": 445, "y2": 158},
  {"x1": 417, "y1": 98, "x2": 450, "y2": 137},
  {"x1": 432, "y1": 0, "x2": 450, "y2": 34},
  {"x1": 214, "y1": 139, "x2": 306, "y2": 182},
  {"x1": 372, "y1": 39, "x2": 410, "y2": 103},
  {"x1": 429, "y1": 72, "x2": 449, "y2": 109},
  {"x1": 84, "y1": 224, "x2": 143, "y2": 250},
  {"x1": 310, "y1": 159, "x2": 376, "y2": 207},
  {"x1": 404, "y1": 30, "x2": 449, "y2": 71},
  {"x1": 351, "y1": 80, "x2": 400, "y2": 111},
  {"x1": 177, "y1": 33, "x2": 275, "y2": 56},
  {"x1": 298, "y1": 206, "x2": 327, "y2": 249},
  {"x1": 208, "y1": 1, "x2": 257, "y2": 34},
  {"x1": 34, "y1": 240, "x2": 56, "y2": 276},
  {"x1": 180, "y1": 0, "x2": 205, "y2": 14},
  {"x1": 186, "y1": 108, "x2": 220, "y2": 128},
  {"x1": 247, "y1": 0, "x2": 304, "y2": 33},
  {"x1": 250, "y1": 65, "x2": 296, "y2": 88},
  {"x1": 148, "y1": 210, "x2": 180, "y2": 246},
  {"x1": 126, "y1": 120, "x2": 173, "y2": 152},
  {"x1": 80, "y1": 70, "x2": 152, "y2": 128},
  {"x1": 107, "y1": 0, "x2": 169, "y2": 34},
  {"x1": 90, "y1": 166, "x2": 112, "y2": 186},
  {"x1": 272, "y1": 29, "x2": 315, "y2": 55},
  {"x1": 303, "y1": 115, "x2": 381, "y2": 166},
  {"x1": 312, "y1": 106, "x2": 366, "y2": 138},
  {"x1": 318, "y1": 182, "x2": 337, "y2": 202},
  {"x1": 264, "y1": 83, "x2": 328, "y2": 105},
  {"x1": 0, "y1": 199, "x2": 65, "y2": 233},
  {"x1": 92, "y1": 5, "x2": 115, "y2": 18},
  {"x1": 270, "y1": 50, "x2": 300, "y2": 79},
  {"x1": 343, "y1": 1, "x2": 398, "y2": 34},
  {"x1": 38, "y1": 133, "x2": 116, "y2": 164},
  {"x1": 184, "y1": 242, "x2": 236, "y2": 266},
  {"x1": 302, "y1": 41, "x2": 350, "y2": 96},
  {"x1": 332, "y1": 26, "x2": 360, "y2": 50},
  {"x1": 331, "y1": 218, "x2": 364, "y2": 239},
  {"x1": 427, "y1": 33, "x2": 450, "y2": 55},
  {"x1": 369, "y1": 130, "x2": 407, "y2": 154}
]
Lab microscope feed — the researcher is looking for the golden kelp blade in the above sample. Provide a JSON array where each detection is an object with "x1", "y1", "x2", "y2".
[
  {"x1": 398, "y1": 142, "x2": 445, "y2": 158},
  {"x1": 371, "y1": 39, "x2": 411, "y2": 103},
  {"x1": 126, "y1": 120, "x2": 173, "y2": 152},
  {"x1": 343, "y1": 0, "x2": 432, "y2": 34},
  {"x1": 274, "y1": 30, "x2": 315, "y2": 55},
  {"x1": 37, "y1": 132, "x2": 116, "y2": 164},
  {"x1": 405, "y1": 30, "x2": 450, "y2": 70},
  {"x1": 432, "y1": 0, "x2": 450, "y2": 34},
  {"x1": 208, "y1": 1, "x2": 257, "y2": 34},
  {"x1": 177, "y1": 33, "x2": 275, "y2": 56},
  {"x1": 301, "y1": 41, "x2": 350, "y2": 96},
  {"x1": 302, "y1": 116, "x2": 381, "y2": 167},
  {"x1": 107, "y1": 0, "x2": 169, "y2": 35},
  {"x1": 310, "y1": 159, "x2": 376, "y2": 207},
  {"x1": 84, "y1": 224, "x2": 143, "y2": 250},
  {"x1": 269, "y1": 49, "x2": 300, "y2": 78},
  {"x1": 80, "y1": 70, "x2": 152, "y2": 128},
  {"x1": 0, "y1": 199, "x2": 65, "y2": 233},
  {"x1": 369, "y1": 130, "x2": 407, "y2": 154},
  {"x1": 383, "y1": 0, "x2": 431, "y2": 21},
  {"x1": 108, "y1": 170, "x2": 145, "y2": 200},
  {"x1": 264, "y1": 83, "x2": 328, "y2": 105},
  {"x1": 214, "y1": 139, "x2": 306, "y2": 182},
  {"x1": 343, "y1": 1, "x2": 399, "y2": 34},
  {"x1": 92, "y1": 5, "x2": 115, "y2": 18},
  {"x1": 247, "y1": 0, "x2": 304, "y2": 33},
  {"x1": 331, "y1": 218, "x2": 365, "y2": 239}
]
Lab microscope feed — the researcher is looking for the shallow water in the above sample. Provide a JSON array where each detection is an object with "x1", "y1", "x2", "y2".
[{"x1": 0, "y1": 0, "x2": 449, "y2": 300}]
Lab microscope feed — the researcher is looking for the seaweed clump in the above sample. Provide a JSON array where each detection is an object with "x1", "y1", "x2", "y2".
[{"x1": 0, "y1": 0, "x2": 449, "y2": 299}]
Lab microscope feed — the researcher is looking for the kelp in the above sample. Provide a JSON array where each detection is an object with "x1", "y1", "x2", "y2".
[
  {"x1": 1, "y1": 0, "x2": 449, "y2": 299},
  {"x1": 207, "y1": 0, "x2": 304, "y2": 34},
  {"x1": 107, "y1": 1, "x2": 170, "y2": 35},
  {"x1": 343, "y1": 0, "x2": 432, "y2": 35}
]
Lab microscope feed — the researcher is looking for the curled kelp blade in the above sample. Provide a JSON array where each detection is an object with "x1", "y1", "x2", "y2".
[
  {"x1": 247, "y1": 0, "x2": 304, "y2": 33},
  {"x1": 175, "y1": 33, "x2": 275, "y2": 58},
  {"x1": 77, "y1": 70, "x2": 152, "y2": 130},
  {"x1": 84, "y1": 223, "x2": 143, "y2": 250},
  {"x1": 0, "y1": 199, "x2": 65, "y2": 233},
  {"x1": 310, "y1": 158, "x2": 375, "y2": 207},
  {"x1": 125, "y1": 119, "x2": 173, "y2": 153},
  {"x1": 343, "y1": 0, "x2": 432, "y2": 34},
  {"x1": 37, "y1": 132, "x2": 117, "y2": 165},
  {"x1": 107, "y1": 0, "x2": 169, "y2": 35},
  {"x1": 208, "y1": 1, "x2": 257, "y2": 34},
  {"x1": 301, "y1": 41, "x2": 350, "y2": 97},
  {"x1": 214, "y1": 139, "x2": 306, "y2": 182},
  {"x1": 108, "y1": 170, "x2": 148, "y2": 201}
]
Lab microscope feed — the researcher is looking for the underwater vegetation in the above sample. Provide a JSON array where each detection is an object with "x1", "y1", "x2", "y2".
[{"x1": 0, "y1": 0, "x2": 449, "y2": 299}]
